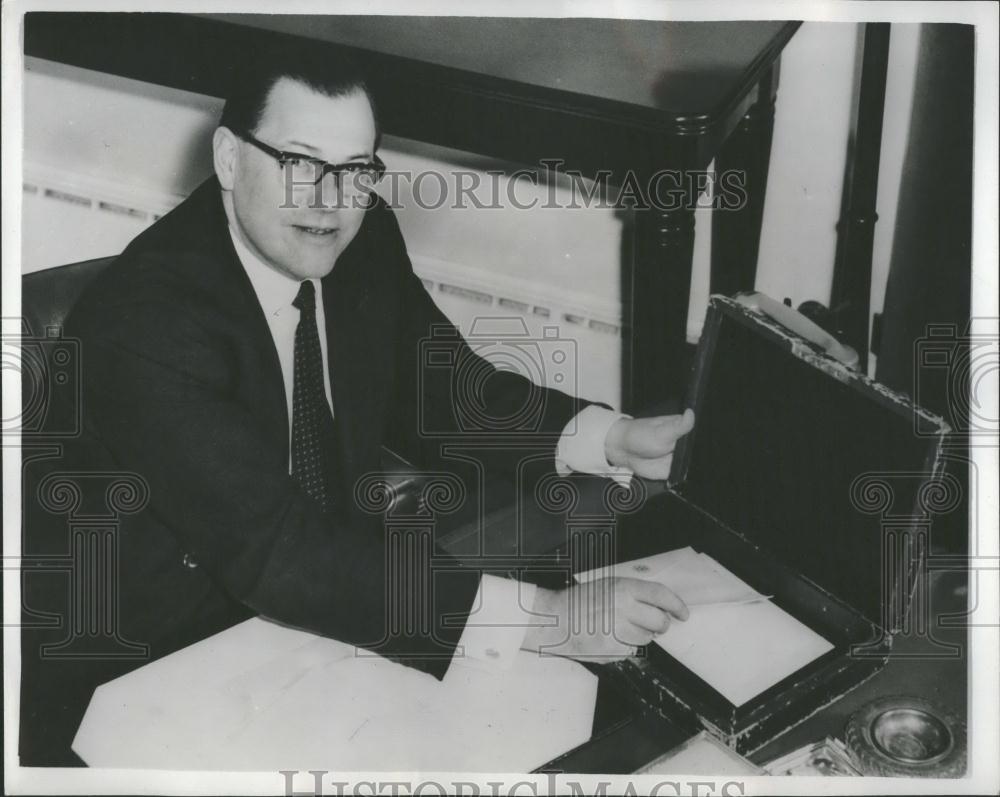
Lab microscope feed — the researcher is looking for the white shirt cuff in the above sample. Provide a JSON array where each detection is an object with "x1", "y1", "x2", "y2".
[
  {"x1": 555, "y1": 405, "x2": 634, "y2": 486},
  {"x1": 455, "y1": 574, "x2": 537, "y2": 673}
]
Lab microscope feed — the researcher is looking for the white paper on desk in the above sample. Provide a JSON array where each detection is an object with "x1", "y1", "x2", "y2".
[
  {"x1": 221, "y1": 635, "x2": 354, "y2": 715},
  {"x1": 211, "y1": 648, "x2": 597, "y2": 772},
  {"x1": 74, "y1": 618, "x2": 597, "y2": 771},
  {"x1": 73, "y1": 619, "x2": 338, "y2": 769},
  {"x1": 637, "y1": 731, "x2": 763, "y2": 775},
  {"x1": 577, "y1": 547, "x2": 834, "y2": 707}
]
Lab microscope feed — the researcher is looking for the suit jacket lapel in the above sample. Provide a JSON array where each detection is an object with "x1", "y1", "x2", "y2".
[
  {"x1": 191, "y1": 181, "x2": 291, "y2": 453},
  {"x1": 322, "y1": 215, "x2": 393, "y2": 486}
]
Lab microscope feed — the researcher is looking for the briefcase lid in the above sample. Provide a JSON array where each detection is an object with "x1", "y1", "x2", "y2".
[{"x1": 668, "y1": 295, "x2": 951, "y2": 627}]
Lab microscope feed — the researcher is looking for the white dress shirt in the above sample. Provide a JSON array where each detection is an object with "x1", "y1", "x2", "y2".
[
  {"x1": 231, "y1": 233, "x2": 334, "y2": 438},
  {"x1": 230, "y1": 228, "x2": 631, "y2": 670}
]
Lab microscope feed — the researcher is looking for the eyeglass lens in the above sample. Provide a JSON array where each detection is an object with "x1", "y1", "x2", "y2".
[{"x1": 285, "y1": 160, "x2": 379, "y2": 192}]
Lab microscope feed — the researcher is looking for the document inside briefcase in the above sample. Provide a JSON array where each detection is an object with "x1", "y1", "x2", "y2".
[{"x1": 577, "y1": 546, "x2": 834, "y2": 707}]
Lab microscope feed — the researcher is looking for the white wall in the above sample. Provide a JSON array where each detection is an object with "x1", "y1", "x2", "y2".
[
  {"x1": 21, "y1": 20, "x2": 917, "y2": 402},
  {"x1": 755, "y1": 23, "x2": 861, "y2": 307},
  {"x1": 870, "y1": 24, "x2": 922, "y2": 375}
]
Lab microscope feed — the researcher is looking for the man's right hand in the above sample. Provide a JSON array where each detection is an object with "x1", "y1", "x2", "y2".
[{"x1": 521, "y1": 577, "x2": 689, "y2": 661}]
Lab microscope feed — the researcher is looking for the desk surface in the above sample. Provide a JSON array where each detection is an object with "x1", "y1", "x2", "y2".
[
  {"x1": 750, "y1": 567, "x2": 969, "y2": 765},
  {"x1": 204, "y1": 15, "x2": 792, "y2": 115}
]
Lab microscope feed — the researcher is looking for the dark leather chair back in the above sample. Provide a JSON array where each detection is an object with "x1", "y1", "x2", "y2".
[
  {"x1": 19, "y1": 254, "x2": 127, "y2": 767},
  {"x1": 19, "y1": 257, "x2": 116, "y2": 438},
  {"x1": 22, "y1": 256, "x2": 116, "y2": 336}
]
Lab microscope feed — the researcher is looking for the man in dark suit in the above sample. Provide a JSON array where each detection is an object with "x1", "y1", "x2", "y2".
[{"x1": 22, "y1": 48, "x2": 694, "y2": 765}]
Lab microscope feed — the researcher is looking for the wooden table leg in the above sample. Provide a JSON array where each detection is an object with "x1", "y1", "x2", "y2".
[
  {"x1": 831, "y1": 23, "x2": 890, "y2": 374},
  {"x1": 626, "y1": 206, "x2": 696, "y2": 413},
  {"x1": 710, "y1": 62, "x2": 779, "y2": 298}
]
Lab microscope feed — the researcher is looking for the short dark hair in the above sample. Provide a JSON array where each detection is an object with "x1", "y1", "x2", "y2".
[{"x1": 219, "y1": 44, "x2": 380, "y2": 150}]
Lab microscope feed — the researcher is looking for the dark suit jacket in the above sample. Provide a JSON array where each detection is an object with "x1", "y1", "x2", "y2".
[{"x1": 64, "y1": 176, "x2": 585, "y2": 666}]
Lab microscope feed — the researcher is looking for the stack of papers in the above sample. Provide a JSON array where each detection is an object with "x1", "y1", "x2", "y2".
[{"x1": 576, "y1": 547, "x2": 834, "y2": 706}]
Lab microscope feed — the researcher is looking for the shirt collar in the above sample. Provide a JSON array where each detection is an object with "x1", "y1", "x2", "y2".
[{"x1": 228, "y1": 226, "x2": 313, "y2": 317}]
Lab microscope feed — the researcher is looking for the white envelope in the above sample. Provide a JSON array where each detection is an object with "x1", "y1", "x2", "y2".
[
  {"x1": 576, "y1": 546, "x2": 768, "y2": 607},
  {"x1": 577, "y1": 547, "x2": 834, "y2": 706}
]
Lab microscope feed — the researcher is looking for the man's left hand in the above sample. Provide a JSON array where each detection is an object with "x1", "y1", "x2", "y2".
[{"x1": 604, "y1": 410, "x2": 695, "y2": 480}]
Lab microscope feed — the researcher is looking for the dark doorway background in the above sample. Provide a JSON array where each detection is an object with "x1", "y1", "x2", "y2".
[{"x1": 876, "y1": 24, "x2": 975, "y2": 555}]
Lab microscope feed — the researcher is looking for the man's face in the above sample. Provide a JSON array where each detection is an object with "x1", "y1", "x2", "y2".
[{"x1": 223, "y1": 79, "x2": 377, "y2": 281}]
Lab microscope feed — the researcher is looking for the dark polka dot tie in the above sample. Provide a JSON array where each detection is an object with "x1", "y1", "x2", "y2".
[{"x1": 291, "y1": 280, "x2": 337, "y2": 513}]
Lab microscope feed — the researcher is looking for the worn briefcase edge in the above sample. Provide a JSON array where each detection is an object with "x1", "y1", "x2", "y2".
[
  {"x1": 609, "y1": 294, "x2": 951, "y2": 756},
  {"x1": 670, "y1": 296, "x2": 951, "y2": 492}
]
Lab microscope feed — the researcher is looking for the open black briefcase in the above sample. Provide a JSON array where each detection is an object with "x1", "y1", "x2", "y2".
[{"x1": 592, "y1": 293, "x2": 953, "y2": 756}]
